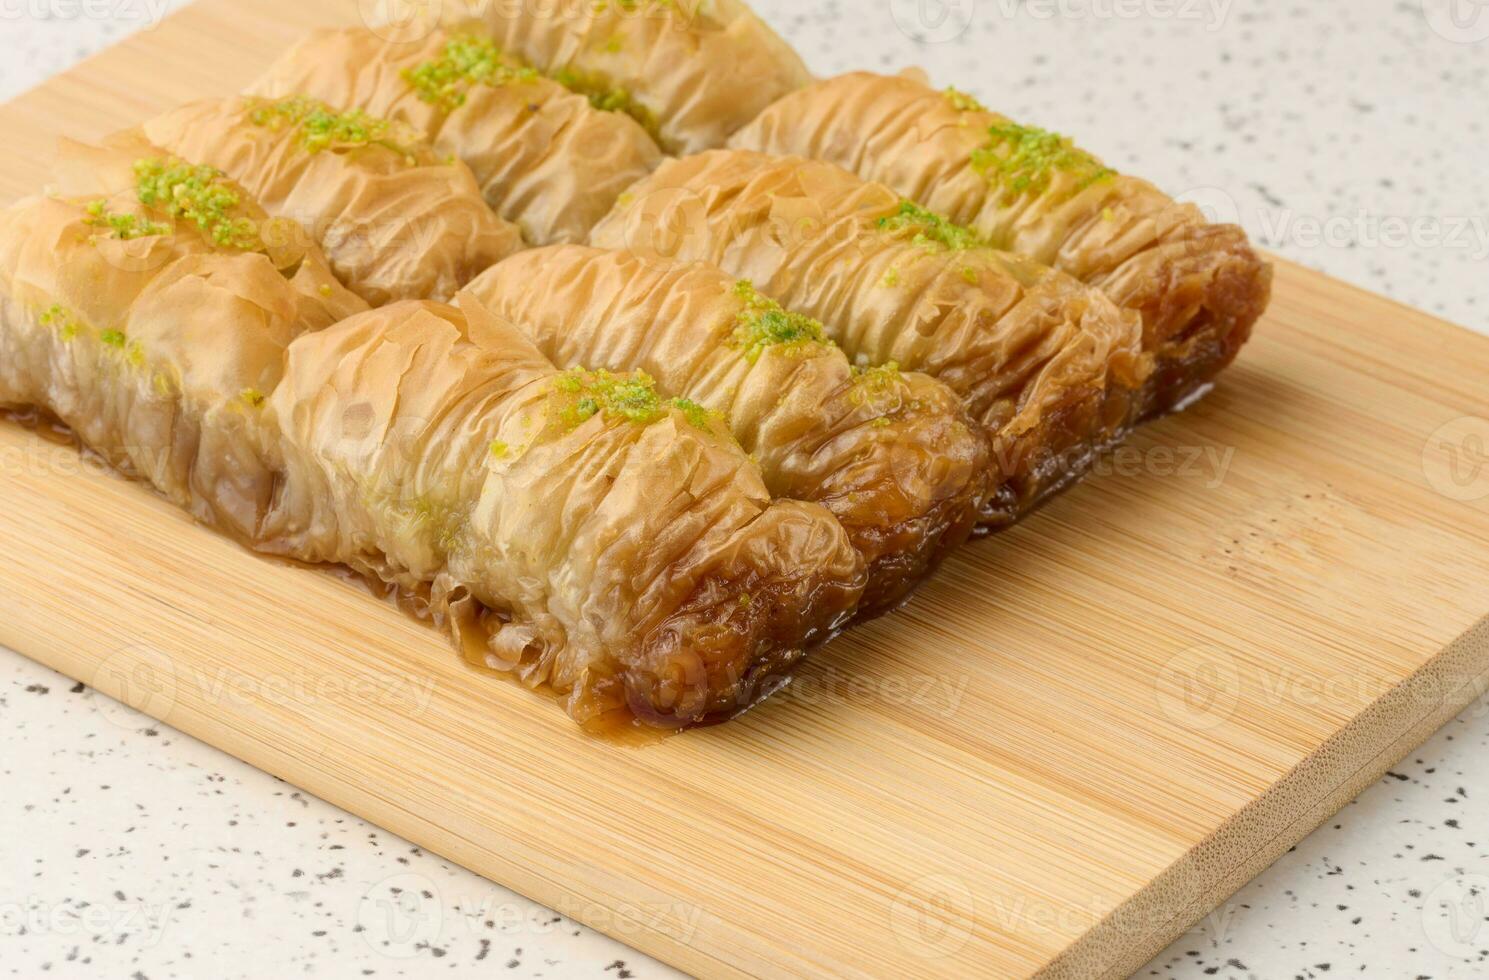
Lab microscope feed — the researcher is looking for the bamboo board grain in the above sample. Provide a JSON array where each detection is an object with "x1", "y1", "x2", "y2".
[{"x1": 2, "y1": 4, "x2": 1488, "y2": 977}]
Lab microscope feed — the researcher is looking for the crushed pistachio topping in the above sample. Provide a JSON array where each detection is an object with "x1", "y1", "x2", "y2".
[
  {"x1": 552, "y1": 368, "x2": 663, "y2": 429},
  {"x1": 99, "y1": 328, "x2": 127, "y2": 348},
  {"x1": 134, "y1": 159, "x2": 261, "y2": 250},
  {"x1": 241, "y1": 389, "x2": 266, "y2": 408},
  {"x1": 404, "y1": 35, "x2": 539, "y2": 110},
  {"x1": 960, "y1": 265, "x2": 980, "y2": 284},
  {"x1": 881, "y1": 267, "x2": 902, "y2": 288},
  {"x1": 945, "y1": 86, "x2": 987, "y2": 114},
  {"x1": 39, "y1": 304, "x2": 83, "y2": 341},
  {"x1": 876, "y1": 200, "x2": 985, "y2": 252},
  {"x1": 550, "y1": 66, "x2": 657, "y2": 135},
  {"x1": 489, "y1": 439, "x2": 510, "y2": 459},
  {"x1": 853, "y1": 361, "x2": 902, "y2": 391},
  {"x1": 248, "y1": 96, "x2": 420, "y2": 159},
  {"x1": 971, "y1": 122, "x2": 1116, "y2": 199},
  {"x1": 549, "y1": 369, "x2": 723, "y2": 434},
  {"x1": 83, "y1": 199, "x2": 169, "y2": 240},
  {"x1": 670, "y1": 397, "x2": 719, "y2": 432},
  {"x1": 730, "y1": 280, "x2": 829, "y2": 362}
]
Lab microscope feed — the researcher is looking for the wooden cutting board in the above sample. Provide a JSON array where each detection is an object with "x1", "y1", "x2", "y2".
[{"x1": 2, "y1": 3, "x2": 1487, "y2": 977}]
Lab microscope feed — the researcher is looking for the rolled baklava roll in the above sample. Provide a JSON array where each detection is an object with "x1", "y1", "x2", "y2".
[
  {"x1": 0, "y1": 137, "x2": 864, "y2": 729},
  {"x1": 455, "y1": 0, "x2": 813, "y2": 153},
  {"x1": 591, "y1": 150, "x2": 1150, "y2": 523},
  {"x1": 464, "y1": 245, "x2": 989, "y2": 614},
  {"x1": 0, "y1": 134, "x2": 367, "y2": 538},
  {"x1": 142, "y1": 94, "x2": 525, "y2": 305},
  {"x1": 250, "y1": 26, "x2": 662, "y2": 245},
  {"x1": 264, "y1": 298, "x2": 867, "y2": 727},
  {"x1": 730, "y1": 70, "x2": 1273, "y2": 416}
]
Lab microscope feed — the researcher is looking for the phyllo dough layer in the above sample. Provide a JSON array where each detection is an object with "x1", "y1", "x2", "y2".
[
  {"x1": 0, "y1": 134, "x2": 366, "y2": 539},
  {"x1": 591, "y1": 150, "x2": 1151, "y2": 524},
  {"x1": 143, "y1": 94, "x2": 525, "y2": 305},
  {"x1": 264, "y1": 298, "x2": 867, "y2": 727},
  {"x1": 465, "y1": 245, "x2": 989, "y2": 614},
  {"x1": 731, "y1": 70, "x2": 1272, "y2": 415},
  {"x1": 453, "y1": 0, "x2": 813, "y2": 153},
  {"x1": 251, "y1": 26, "x2": 662, "y2": 246},
  {"x1": 0, "y1": 138, "x2": 866, "y2": 730}
]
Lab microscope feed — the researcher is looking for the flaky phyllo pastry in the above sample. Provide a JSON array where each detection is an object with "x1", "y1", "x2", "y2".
[
  {"x1": 0, "y1": 137, "x2": 867, "y2": 728},
  {"x1": 250, "y1": 26, "x2": 663, "y2": 245},
  {"x1": 142, "y1": 94, "x2": 525, "y2": 305},
  {"x1": 590, "y1": 150, "x2": 1152, "y2": 523},
  {"x1": 731, "y1": 70, "x2": 1273, "y2": 415},
  {"x1": 465, "y1": 245, "x2": 989, "y2": 613},
  {"x1": 441, "y1": 0, "x2": 813, "y2": 153}
]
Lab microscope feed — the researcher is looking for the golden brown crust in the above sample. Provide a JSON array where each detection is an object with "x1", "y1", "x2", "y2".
[
  {"x1": 142, "y1": 95, "x2": 525, "y2": 305},
  {"x1": 454, "y1": 0, "x2": 813, "y2": 153},
  {"x1": 590, "y1": 150, "x2": 1150, "y2": 522},
  {"x1": 0, "y1": 136, "x2": 367, "y2": 538},
  {"x1": 730, "y1": 70, "x2": 1272, "y2": 417},
  {"x1": 249, "y1": 26, "x2": 663, "y2": 245},
  {"x1": 0, "y1": 137, "x2": 866, "y2": 730},
  {"x1": 464, "y1": 245, "x2": 989, "y2": 613},
  {"x1": 268, "y1": 298, "x2": 866, "y2": 727}
]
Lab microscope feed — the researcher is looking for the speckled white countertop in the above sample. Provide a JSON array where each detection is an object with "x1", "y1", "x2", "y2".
[{"x1": 2, "y1": 2, "x2": 1486, "y2": 978}]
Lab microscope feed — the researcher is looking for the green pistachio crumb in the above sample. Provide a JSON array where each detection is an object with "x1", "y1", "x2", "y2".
[
  {"x1": 550, "y1": 66, "x2": 657, "y2": 136},
  {"x1": 881, "y1": 268, "x2": 902, "y2": 288},
  {"x1": 83, "y1": 199, "x2": 169, "y2": 240},
  {"x1": 248, "y1": 96, "x2": 421, "y2": 159},
  {"x1": 403, "y1": 34, "x2": 540, "y2": 111},
  {"x1": 730, "y1": 280, "x2": 829, "y2": 362},
  {"x1": 551, "y1": 368, "x2": 664, "y2": 429},
  {"x1": 669, "y1": 397, "x2": 718, "y2": 431},
  {"x1": 133, "y1": 158, "x2": 262, "y2": 251},
  {"x1": 971, "y1": 121, "x2": 1116, "y2": 199},
  {"x1": 100, "y1": 328, "x2": 127, "y2": 349},
  {"x1": 853, "y1": 361, "x2": 902, "y2": 388},
  {"x1": 489, "y1": 439, "x2": 509, "y2": 458},
  {"x1": 945, "y1": 87, "x2": 987, "y2": 114},
  {"x1": 876, "y1": 200, "x2": 985, "y2": 252},
  {"x1": 241, "y1": 388, "x2": 266, "y2": 408},
  {"x1": 960, "y1": 265, "x2": 980, "y2": 284}
]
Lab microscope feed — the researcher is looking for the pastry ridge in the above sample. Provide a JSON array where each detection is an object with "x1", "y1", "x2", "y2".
[
  {"x1": 142, "y1": 94, "x2": 525, "y2": 305},
  {"x1": 465, "y1": 244, "x2": 991, "y2": 614},
  {"x1": 730, "y1": 70, "x2": 1273, "y2": 415},
  {"x1": 590, "y1": 149, "x2": 1152, "y2": 523},
  {"x1": 0, "y1": 137, "x2": 866, "y2": 729},
  {"x1": 250, "y1": 26, "x2": 663, "y2": 246}
]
